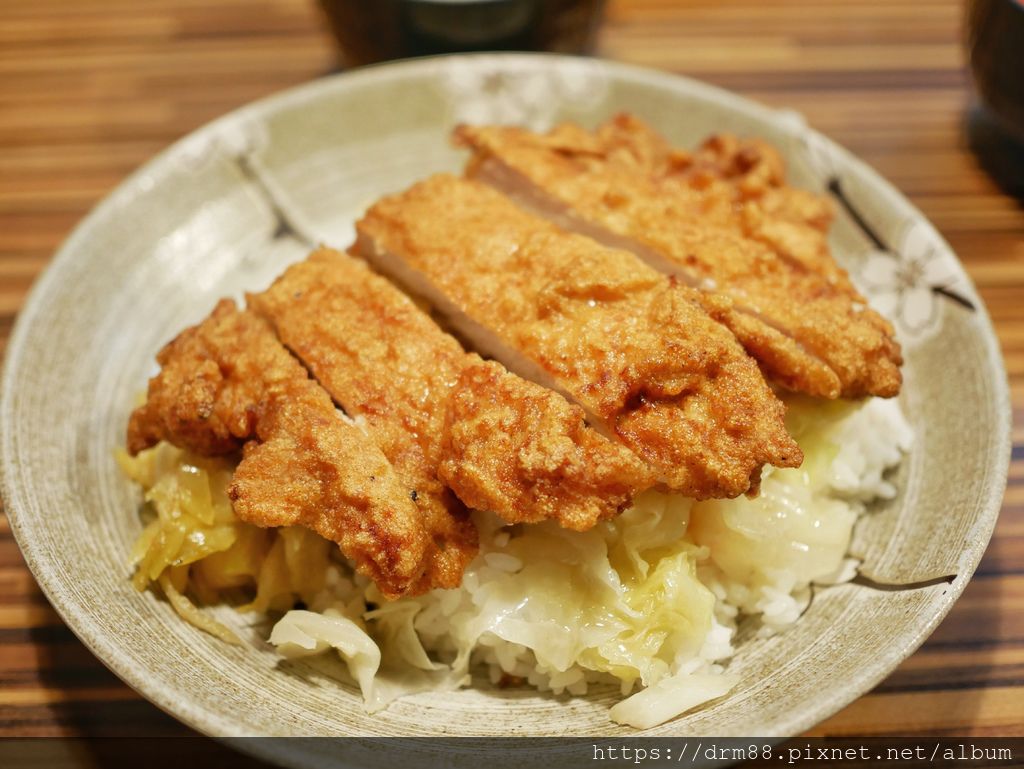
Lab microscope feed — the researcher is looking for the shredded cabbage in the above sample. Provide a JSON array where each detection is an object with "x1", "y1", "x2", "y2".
[
  {"x1": 119, "y1": 392, "x2": 911, "y2": 729},
  {"x1": 118, "y1": 443, "x2": 334, "y2": 642},
  {"x1": 271, "y1": 610, "x2": 381, "y2": 698},
  {"x1": 609, "y1": 671, "x2": 738, "y2": 729},
  {"x1": 689, "y1": 396, "x2": 862, "y2": 592},
  {"x1": 321, "y1": 490, "x2": 725, "y2": 720}
]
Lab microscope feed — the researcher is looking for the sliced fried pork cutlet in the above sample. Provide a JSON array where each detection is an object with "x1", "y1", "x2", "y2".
[
  {"x1": 249, "y1": 250, "x2": 475, "y2": 590},
  {"x1": 355, "y1": 175, "x2": 802, "y2": 500},
  {"x1": 455, "y1": 116, "x2": 903, "y2": 399},
  {"x1": 249, "y1": 248, "x2": 651, "y2": 549},
  {"x1": 126, "y1": 299, "x2": 430, "y2": 598}
]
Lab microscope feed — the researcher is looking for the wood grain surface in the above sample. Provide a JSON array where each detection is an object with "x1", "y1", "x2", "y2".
[{"x1": 0, "y1": 0, "x2": 1021, "y2": 747}]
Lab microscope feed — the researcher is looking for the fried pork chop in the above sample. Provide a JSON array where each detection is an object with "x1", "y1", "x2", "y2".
[
  {"x1": 126, "y1": 299, "x2": 430, "y2": 598},
  {"x1": 249, "y1": 248, "x2": 652, "y2": 545},
  {"x1": 441, "y1": 357, "x2": 654, "y2": 531},
  {"x1": 355, "y1": 175, "x2": 802, "y2": 500},
  {"x1": 455, "y1": 115, "x2": 902, "y2": 399}
]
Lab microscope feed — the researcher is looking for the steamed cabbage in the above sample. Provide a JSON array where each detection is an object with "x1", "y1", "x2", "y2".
[
  {"x1": 119, "y1": 393, "x2": 911, "y2": 728},
  {"x1": 118, "y1": 443, "x2": 334, "y2": 642}
]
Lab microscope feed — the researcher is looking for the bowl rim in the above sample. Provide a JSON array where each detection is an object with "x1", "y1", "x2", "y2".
[{"x1": 0, "y1": 52, "x2": 1013, "y2": 746}]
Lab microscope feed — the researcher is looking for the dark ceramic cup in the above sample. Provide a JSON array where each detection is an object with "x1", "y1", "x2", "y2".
[
  {"x1": 317, "y1": 0, "x2": 606, "y2": 68},
  {"x1": 965, "y1": 0, "x2": 1024, "y2": 193},
  {"x1": 966, "y1": 0, "x2": 1024, "y2": 137}
]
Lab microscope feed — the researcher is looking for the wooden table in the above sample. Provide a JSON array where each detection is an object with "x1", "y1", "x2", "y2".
[{"x1": 1, "y1": 0, "x2": 1021, "y2": 745}]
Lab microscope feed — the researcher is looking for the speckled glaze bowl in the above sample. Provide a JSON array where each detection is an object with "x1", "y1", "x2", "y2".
[{"x1": 0, "y1": 55, "x2": 1011, "y2": 762}]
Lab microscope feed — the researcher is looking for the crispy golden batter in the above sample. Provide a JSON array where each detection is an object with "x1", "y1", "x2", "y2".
[
  {"x1": 441, "y1": 357, "x2": 653, "y2": 531},
  {"x1": 249, "y1": 250, "x2": 476, "y2": 590},
  {"x1": 250, "y1": 248, "x2": 650, "y2": 571},
  {"x1": 126, "y1": 299, "x2": 430, "y2": 598},
  {"x1": 127, "y1": 303, "x2": 265, "y2": 457},
  {"x1": 356, "y1": 175, "x2": 802, "y2": 499},
  {"x1": 456, "y1": 115, "x2": 902, "y2": 399}
]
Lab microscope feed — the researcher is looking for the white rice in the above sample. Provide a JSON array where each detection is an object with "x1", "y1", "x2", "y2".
[{"x1": 270, "y1": 396, "x2": 913, "y2": 728}]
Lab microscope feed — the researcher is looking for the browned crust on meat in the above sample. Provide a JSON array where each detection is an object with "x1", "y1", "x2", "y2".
[
  {"x1": 440, "y1": 357, "x2": 655, "y2": 531},
  {"x1": 356, "y1": 175, "x2": 802, "y2": 499},
  {"x1": 126, "y1": 299, "x2": 430, "y2": 598},
  {"x1": 455, "y1": 116, "x2": 902, "y2": 399},
  {"x1": 127, "y1": 301, "x2": 265, "y2": 457},
  {"x1": 248, "y1": 249, "x2": 477, "y2": 590}
]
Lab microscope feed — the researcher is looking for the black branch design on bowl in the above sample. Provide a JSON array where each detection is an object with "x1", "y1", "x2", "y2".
[{"x1": 826, "y1": 177, "x2": 976, "y2": 314}]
